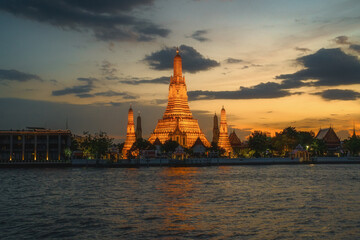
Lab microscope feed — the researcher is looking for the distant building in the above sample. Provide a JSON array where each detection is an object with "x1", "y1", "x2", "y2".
[
  {"x1": 212, "y1": 113, "x2": 220, "y2": 144},
  {"x1": 229, "y1": 130, "x2": 242, "y2": 153},
  {"x1": 0, "y1": 128, "x2": 71, "y2": 161},
  {"x1": 218, "y1": 106, "x2": 233, "y2": 156},
  {"x1": 316, "y1": 127, "x2": 341, "y2": 153},
  {"x1": 192, "y1": 137, "x2": 207, "y2": 156},
  {"x1": 135, "y1": 112, "x2": 142, "y2": 140},
  {"x1": 122, "y1": 106, "x2": 136, "y2": 158},
  {"x1": 153, "y1": 138, "x2": 162, "y2": 152}
]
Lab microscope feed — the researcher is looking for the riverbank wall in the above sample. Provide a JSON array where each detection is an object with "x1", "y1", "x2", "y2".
[{"x1": 1, "y1": 157, "x2": 360, "y2": 168}]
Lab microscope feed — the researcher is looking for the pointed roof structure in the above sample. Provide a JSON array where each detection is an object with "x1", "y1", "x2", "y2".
[
  {"x1": 352, "y1": 122, "x2": 357, "y2": 138},
  {"x1": 135, "y1": 111, "x2": 142, "y2": 140},
  {"x1": 316, "y1": 126, "x2": 340, "y2": 150},
  {"x1": 148, "y1": 48, "x2": 210, "y2": 148},
  {"x1": 212, "y1": 113, "x2": 220, "y2": 144},
  {"x1": 229, "y1": 130, "x2": 241, "y2": 148},
  {"x1": 153, "y1": 138, "x2": 162, "y2": 146},
  {"x1": 218, "y1": 106, "x2": 233, "y2": 156},
  {"x1": 192, "y1": 137, "x2": 206, "y2": 148},
  {"x1": 122, "y1": 105, "x2": 136, "y2": 158}
]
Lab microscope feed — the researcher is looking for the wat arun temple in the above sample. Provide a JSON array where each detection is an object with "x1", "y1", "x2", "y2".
[
  {"x1": 148, "y1": 49, "x2": 210, "y2": 148},
  {"x1": 122, "y1": 49, "x2": 233, "y2": 157}
]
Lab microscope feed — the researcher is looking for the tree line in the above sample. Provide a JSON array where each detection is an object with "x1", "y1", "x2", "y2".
[{"x1": 68, "y1": 127, "x2": 360, "y2": 159}]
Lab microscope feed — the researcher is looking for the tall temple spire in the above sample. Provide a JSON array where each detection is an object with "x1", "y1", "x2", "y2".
[
  {"x1": 122, "y1": 105, "x2": 136, "y2": 158},
  {"x1": 148, "y1": 48, "x2": 210, "y2": 148},
  {"x1": 212, "y1": 113, "x2": 219, "y2": 144},
  {"x1": 173, "y1": 47, "x2": 182, "y2": 78},
  {"x1": 136, "y1": 111, "x2": 142, "y2": 140},
  {"x1": 218, "y1": 106, "x2": 232, "y2": 156},
  {"x1": 352, "y1": 122, "x2": 357, "y2": 138}
]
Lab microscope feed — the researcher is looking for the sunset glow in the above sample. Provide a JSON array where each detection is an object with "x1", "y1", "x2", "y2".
[{"x1": 0, "y1": 0, "x2": 359, "y2": 142}]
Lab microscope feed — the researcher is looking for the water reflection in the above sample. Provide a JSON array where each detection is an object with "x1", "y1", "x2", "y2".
[{"x1": 157, "y1": 167, "x2": 201, "y2": 233}]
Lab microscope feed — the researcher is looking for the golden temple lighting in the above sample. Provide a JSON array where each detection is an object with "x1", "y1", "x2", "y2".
[
  {"x1": 122, "y1": 106, "x2": 136, "y2": 157},
  {"x1": 148, "y1": 49, "x2": 210, "y2": 148},
  {"x1": 218, "y1": 106, "x2": 233, "y2": 156}
]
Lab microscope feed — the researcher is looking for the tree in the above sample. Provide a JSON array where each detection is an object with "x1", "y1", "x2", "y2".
[
  {"x1": 343, "y1": 135, "x2": 360, "y2": 156},
  {"x1": 310, "y1": 138, "x2": 327, "y2": 156},
  {"x1": 161, "y1": 140, "x2": 179, "y2": 153},
  {"x1": 207, "y1": 142, "x2": 225, "y2": 157},
  {"x1": 270, "y1": 127, "x2": 314, "y2": 156},
  {"x1": 248, "y1": 131, "x2": 269, "y2": 157},
  {"x1": 298, "y1": 131, "x2": 315, "y2": 147},
  {"x1": 80, "y1": 131, "x2": 113, "y2": 159},
  {"x1": 128, "y1": 138, "x2": 155, "y2": 157}
]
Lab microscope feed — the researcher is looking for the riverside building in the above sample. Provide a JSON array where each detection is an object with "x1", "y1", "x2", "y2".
[{"x1": 0, "y1": 128, "x2": 71, "y2": 162}]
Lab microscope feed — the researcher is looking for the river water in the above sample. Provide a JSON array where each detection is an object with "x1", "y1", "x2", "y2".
[{"x1": 1, "y1": 165, "x2": 360, "y2": 239}]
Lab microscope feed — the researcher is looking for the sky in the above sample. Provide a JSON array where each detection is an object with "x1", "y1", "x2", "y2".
[{"x1": 0, "y1": 0, "x2": 360, "y2": 142}]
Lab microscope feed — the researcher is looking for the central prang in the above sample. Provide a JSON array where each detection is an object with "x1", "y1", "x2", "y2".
[{"x1": 148, "y1": 48, "x2": 210, "y2": 148}]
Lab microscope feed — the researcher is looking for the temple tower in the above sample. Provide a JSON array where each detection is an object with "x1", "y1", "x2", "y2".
[
  {"x1": 148, "y1": 48, "x2": 210, "y2": 148},
  {"x1": 212, "y1": 113, "x2": 220, "y2": 144},
  {"x1": 136, "y1": 112, "x2": 142, "y2": 140},
  {"x1": 122, "y1": 106, "x2": 136, "y2": 158},
  {"x1": 218, "y1": 106, "x2": 233, "y2": 156}
]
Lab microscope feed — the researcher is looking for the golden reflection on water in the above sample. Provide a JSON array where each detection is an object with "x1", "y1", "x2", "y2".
[{"x1": 157, "y1": 167, "x2": 202, "y2": 232}]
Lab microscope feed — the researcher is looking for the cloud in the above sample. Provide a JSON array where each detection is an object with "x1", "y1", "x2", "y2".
[
  {"x1": 189, "y1": 30, "x2": 210, "y2": 42},
  {"x1": 226, "y1": 58, "x2": 243, "y2": 64},
  {"x1": 294, "y1": 47, "x2": 310, "y2": 53},
  {"x1": 52, "y1": 77, "x2": 96, "y2": 96},
  {"x1": 334, "y1": 35, "x2": 350, "y2": 45},
  {"x1": 100, "y1": 60, "x2": 119, "y2": 80},
  {"x1": 0, "y1": 69, "x2": 42, "y2": 82},
  {"x1": 0, "y1": 97, "x2": 166, "y2": 141},
  {"x1": 332, "y1": 36, "x2": 360, "y2": 54},
  {"x1": 120, "y1": 76, "x2": 169, "y2": 85},
  {"x1": 0, "y1": 0, "x2": 170, "y2": 42},
  {"x1": 188, "y1": 82, "x2": 297, "y2": 100},
  {"x1": 143, "y1": 45, "x2": 220, "y2": 73},
  {"x1": 94, "y1": 90, "x2": 129, "y2": 97},
  {"x1": 313, "y1": 89, "x2": 360, "y2": 101},
  {"x1": 276, "y1": 48, "x2": 360, "y2": 87},
  {"x1": 350, "y1": 44, "x2": 360, "y2": 53}
]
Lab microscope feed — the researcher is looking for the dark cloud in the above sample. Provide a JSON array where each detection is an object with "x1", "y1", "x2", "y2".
[
  {"x1": 350, "y1": 44, "x2": 360, "y2": 53},
  {"x1": 188, "y1": 82, "x2": 296, "y2": 101},
  {"x1": 0, "y1": 69, "x2": 42, "y2": 82},
  {"x1": 189, "y1": 30, "x2": 210, "y2": 42},
  {"x1": 226, "y1": 58, "x2": 243, "y2": 64},
  {"x1": 276, "y1": 48, "x2": 360, "y2": 87},
  {"x1": 0, "y1": 97, "x2": 166, "y2": 141},
  {"x1": 332, "y1": 36, "x2": 360, "y2": 54},
  {"x1": 94, "y1": 90, "x2": 129, "y2": 97},
  {"x1": 0, "y1": 0, "x2": 170, "y2": 42},
  {"x1": 52, "y1": 77, "x2": 96, "y2": 96},
  {"x1": 294, "y1": 47, "x2": 310, "y2": 53},
  {"x1": 120, "y1": 76, "x2": 169, "y2": 85},
  {"x1": 313, "y1": 89, "x2": 360, "y2": 101},
  {"x1": 334, "y1": 36, "x2": 350, "y2": 45},
  {"x1": 100, "y1": 60, "x2": 118, "y2": 80},
  {"x1": 76, "y1": 93, "x2": 94, "y2": 98},
  {"x1": 143, "y1": 45, "x2": 220, "y2": 73}
]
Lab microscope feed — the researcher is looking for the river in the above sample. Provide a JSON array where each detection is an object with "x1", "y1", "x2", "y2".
[{"x1": 1, "y1": 165, "x2": 359, "y2": 239}]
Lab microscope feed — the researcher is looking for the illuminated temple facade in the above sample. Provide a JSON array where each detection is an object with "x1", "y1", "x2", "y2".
[
  {"x1": 218, "y1": 106, "x2": 233, "y2": 156},
  {"x1": 122, "y1": 106, "x2": 136, "y2": 157},
  {"x1": 148, "y1": 49, "x2": 210, "y2": 148}
]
